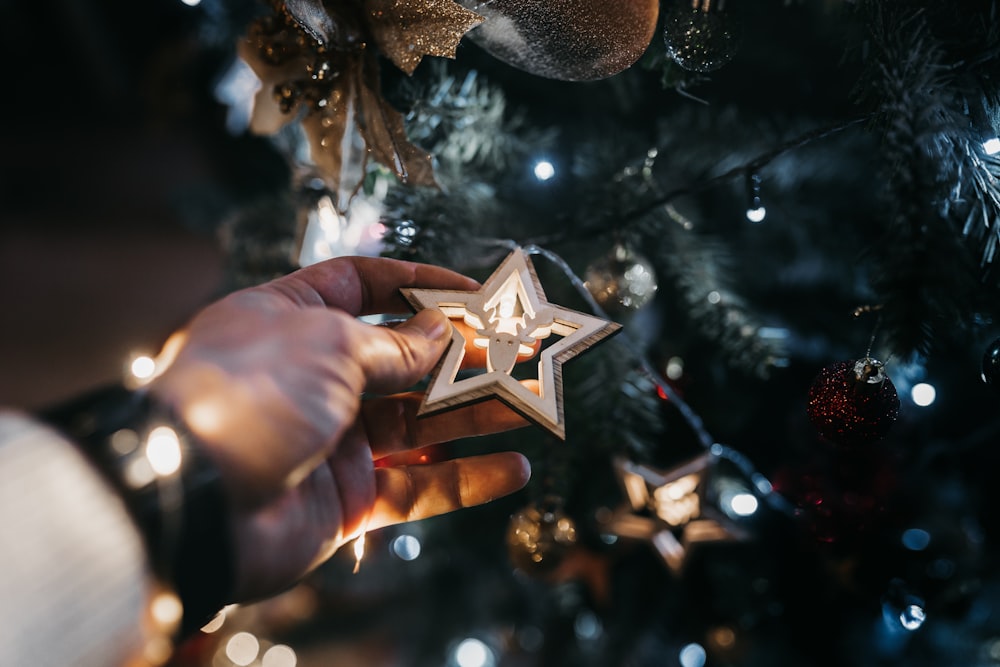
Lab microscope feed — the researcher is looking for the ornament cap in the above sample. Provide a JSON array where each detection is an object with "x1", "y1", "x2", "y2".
[{"x1": 852, "y1": 358, "x2": 887, "y2": 386}]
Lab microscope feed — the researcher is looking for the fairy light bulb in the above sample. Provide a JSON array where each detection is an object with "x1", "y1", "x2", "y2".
[
  {"x1": 911, "y1": 382, "x2": 936, "y2": 407},
  {"x1": 745, "y1": 172, "x2": 766, "y2": 222},
  {"x1": 130, "y1": 355, "x2": 156, "y2": 381},
  {"x1": 146, "y1": 426, "x2": 182, "y2": 476},
  {"x1": 533, "y1": 160, "x2": 555, "y2": 181}
]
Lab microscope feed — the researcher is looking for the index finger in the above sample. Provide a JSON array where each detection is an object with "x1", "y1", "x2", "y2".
[
  {"x1": 270, "y1": 256, "x2": 480, "y2": 316},
  {"x1": 368, "y1": 452, "x2": 531, "y2": 532}
]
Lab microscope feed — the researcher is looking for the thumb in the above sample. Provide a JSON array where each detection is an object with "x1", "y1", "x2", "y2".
[{"x1": 359, "y1": 308, "x2": 453, "y2": 394}]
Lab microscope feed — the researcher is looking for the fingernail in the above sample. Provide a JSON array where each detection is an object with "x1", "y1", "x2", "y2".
[{"x1": 406, "y1": 309, "x2": 451, "y2": 341}]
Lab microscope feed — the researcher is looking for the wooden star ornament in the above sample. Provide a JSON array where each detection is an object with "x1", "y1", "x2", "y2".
[
  {"x1": 401, "y1": 248, "x2": 621, "y2": 439},
  {"x1": 604, "y1": 453, "x2": 750, "y2": 573}
]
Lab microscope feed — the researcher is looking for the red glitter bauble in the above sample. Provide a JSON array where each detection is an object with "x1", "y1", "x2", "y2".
[{"x1": 806, "y1": 358, "x2": 899, "y2": 447}]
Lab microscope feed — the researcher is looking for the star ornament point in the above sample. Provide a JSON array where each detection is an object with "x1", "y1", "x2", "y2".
[{"x1": 401, "y1": 249, "x2": 621, "y2": 439}]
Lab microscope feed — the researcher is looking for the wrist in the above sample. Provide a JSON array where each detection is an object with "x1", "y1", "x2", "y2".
[{"x1": 40, "y1": 384, "x2": 235, "y2": 637}]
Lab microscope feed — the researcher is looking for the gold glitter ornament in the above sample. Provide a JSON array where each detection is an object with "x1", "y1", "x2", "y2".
[
  {"x1": 507, "y1": 499, "x2": 578, "y2": 574},
  {"x1": 367, "y1": 0, "x2": 484, "y2": 75},
  {"x1": 456, "y1": 0, "x2": 660, "y2": 81}
]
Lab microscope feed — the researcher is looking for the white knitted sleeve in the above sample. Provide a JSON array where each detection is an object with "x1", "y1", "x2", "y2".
[{"x1": 0, "y1": 410, "x2": 150, "y2": 667}]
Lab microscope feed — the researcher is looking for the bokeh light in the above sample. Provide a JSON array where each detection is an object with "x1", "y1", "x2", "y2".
[
  {"x1": 391, "y1": 534, "x2": 422, "y2": 561},
  {"x1": 533, "y1": 160, "x2": 555, "y2": 181},
  {"x1": 130, "y1": 355, "x2": 156, "y2": 380},
  {"x1": 910, "y1": 382, "x2": 936, "y2": 407},
  {"x1": 145, "y1": 426, "x2": 182, "y2": 476},
  {"x1": 225, "y1": 632, "x2": 260, "y2": 666},
  {"x1": 728, "y1": 492, "x2": 759, "y2": 517},
  {"x1": 453, "y1": 638, "x2": 495, "y2": 667},
  {"x1": 899, "y1": 604, "x2": 926, "y2": 631},
  {"x1": 262, "y1": 644, "x2": 297, "y2": 667},
  {"x1": 679, "y1": 642, "x2": 707, "y2": 667}
]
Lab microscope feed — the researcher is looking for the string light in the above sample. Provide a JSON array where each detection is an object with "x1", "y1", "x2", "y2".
[
  {"x1": 901, "y1": 528, "x2": 930, "y2": 551},
  {"x1": 225, "y1": 632, "x2": 261, "y2": 666},
  {"x1": 110, "y1": 428, "x2": 140, "y2": 456},
  {"x1": 145, "y1": 426, "x2": 183, "y2": 476},
  {"x1": 453, "y1": 638, "x2": 495, "y2": 667},
  {"x1": 910, "y1": 382, "x2": 936, "y2": 407},
  {"x1": 679, "y1": 643, "x2": 707, "y2": 667},
  {"x1": 130, "y1": 355, "x2": 157, "y2": 381},
  {"x1": 123, "y1": 456, "x2": 156, "y2": 488},
  {"x1": 533, "y1": 159, "x2": 555, "y2": 181},
  {"x1": 391, "y1": 534, "x2": 422, "y2": 561},
  {"x1": 898, "y1": 604, "x2": 926, "y2": 631},
  {"x1": 745, "y1": 172, "x2": 766, "y2": 222},
  {"x1": 149, "y1": 591, "x2": 183, "y2": 628},
  {"x1": 142, "y1": 637, "x2": 173, "y2": 666},
  {"x1": 262, "y1": 644, "x2": 298, "y2": 667},
  {"x1": 984, "y1": 137, "x2": 1000, "y2": 155},
  {"x1": 574, "y1": 610, "x2": 602, "y2": 640},
  {"x1": 665, "y1": 356, "x2": 684, "y2": 380},
  {"x1": 727, "y1": 492, "x2": 759, "y2": 517}
]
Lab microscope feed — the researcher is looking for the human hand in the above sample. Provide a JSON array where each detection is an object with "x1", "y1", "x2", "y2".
[{"x1": 148, "y1": 257, "x2": 531, "y2": 601}]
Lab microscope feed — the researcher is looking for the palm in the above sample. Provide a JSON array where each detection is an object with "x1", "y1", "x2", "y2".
[{"x1": 150, "y1": 257, "x2": 531, "y2": 602}]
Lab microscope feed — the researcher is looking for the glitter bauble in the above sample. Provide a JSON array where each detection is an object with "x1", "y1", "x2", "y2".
[
  {"x1": 982, "y1": 338, "x2": 1000, "y2": 390},
  {"x1": 662, "y1": 1, "x2": 742, "y2": 73},
  {"x1": 456, "y1": 0, "x2": 660, "y2": 81},
  {"x1": 507, "y1": 500, "x2": 578, "y2": 574},
  {"x1": 585, "y1": 245, "x2": 658, "y2": 313},
  {"x1": 806, "y1": 358, "x2": 900, "y2": 447}
]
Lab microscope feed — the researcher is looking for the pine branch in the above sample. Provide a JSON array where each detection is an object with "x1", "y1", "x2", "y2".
[
  {"x1": 645, "y1": 205, "x2": 787, "y2": 379},
  {"x1": 859, "y1": 6, "x2": 991, "y2": 357},
  {"x1": 403, "y1": 64, "x2": 556, "y2": 183},
  {"x1": 381, "y1": 63, "x2": 555, "y2": 267}
]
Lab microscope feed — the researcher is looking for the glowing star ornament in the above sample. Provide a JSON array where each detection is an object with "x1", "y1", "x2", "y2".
[
  {"x1": 402, "y1": 249, "x2": 621, "y2": 439},
  {"x1": 603, "y1": 454, "x2": 747, "y2": 573}
]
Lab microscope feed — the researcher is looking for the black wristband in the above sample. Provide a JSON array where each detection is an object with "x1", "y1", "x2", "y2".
[{"x1": 42, "y1": 384, "x2": 234, "y2": 637}]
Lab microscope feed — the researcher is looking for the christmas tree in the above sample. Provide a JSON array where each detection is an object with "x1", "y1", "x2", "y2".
[{"x1": 5, "y1": 0, "x2": 1000, "y2": 665}]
